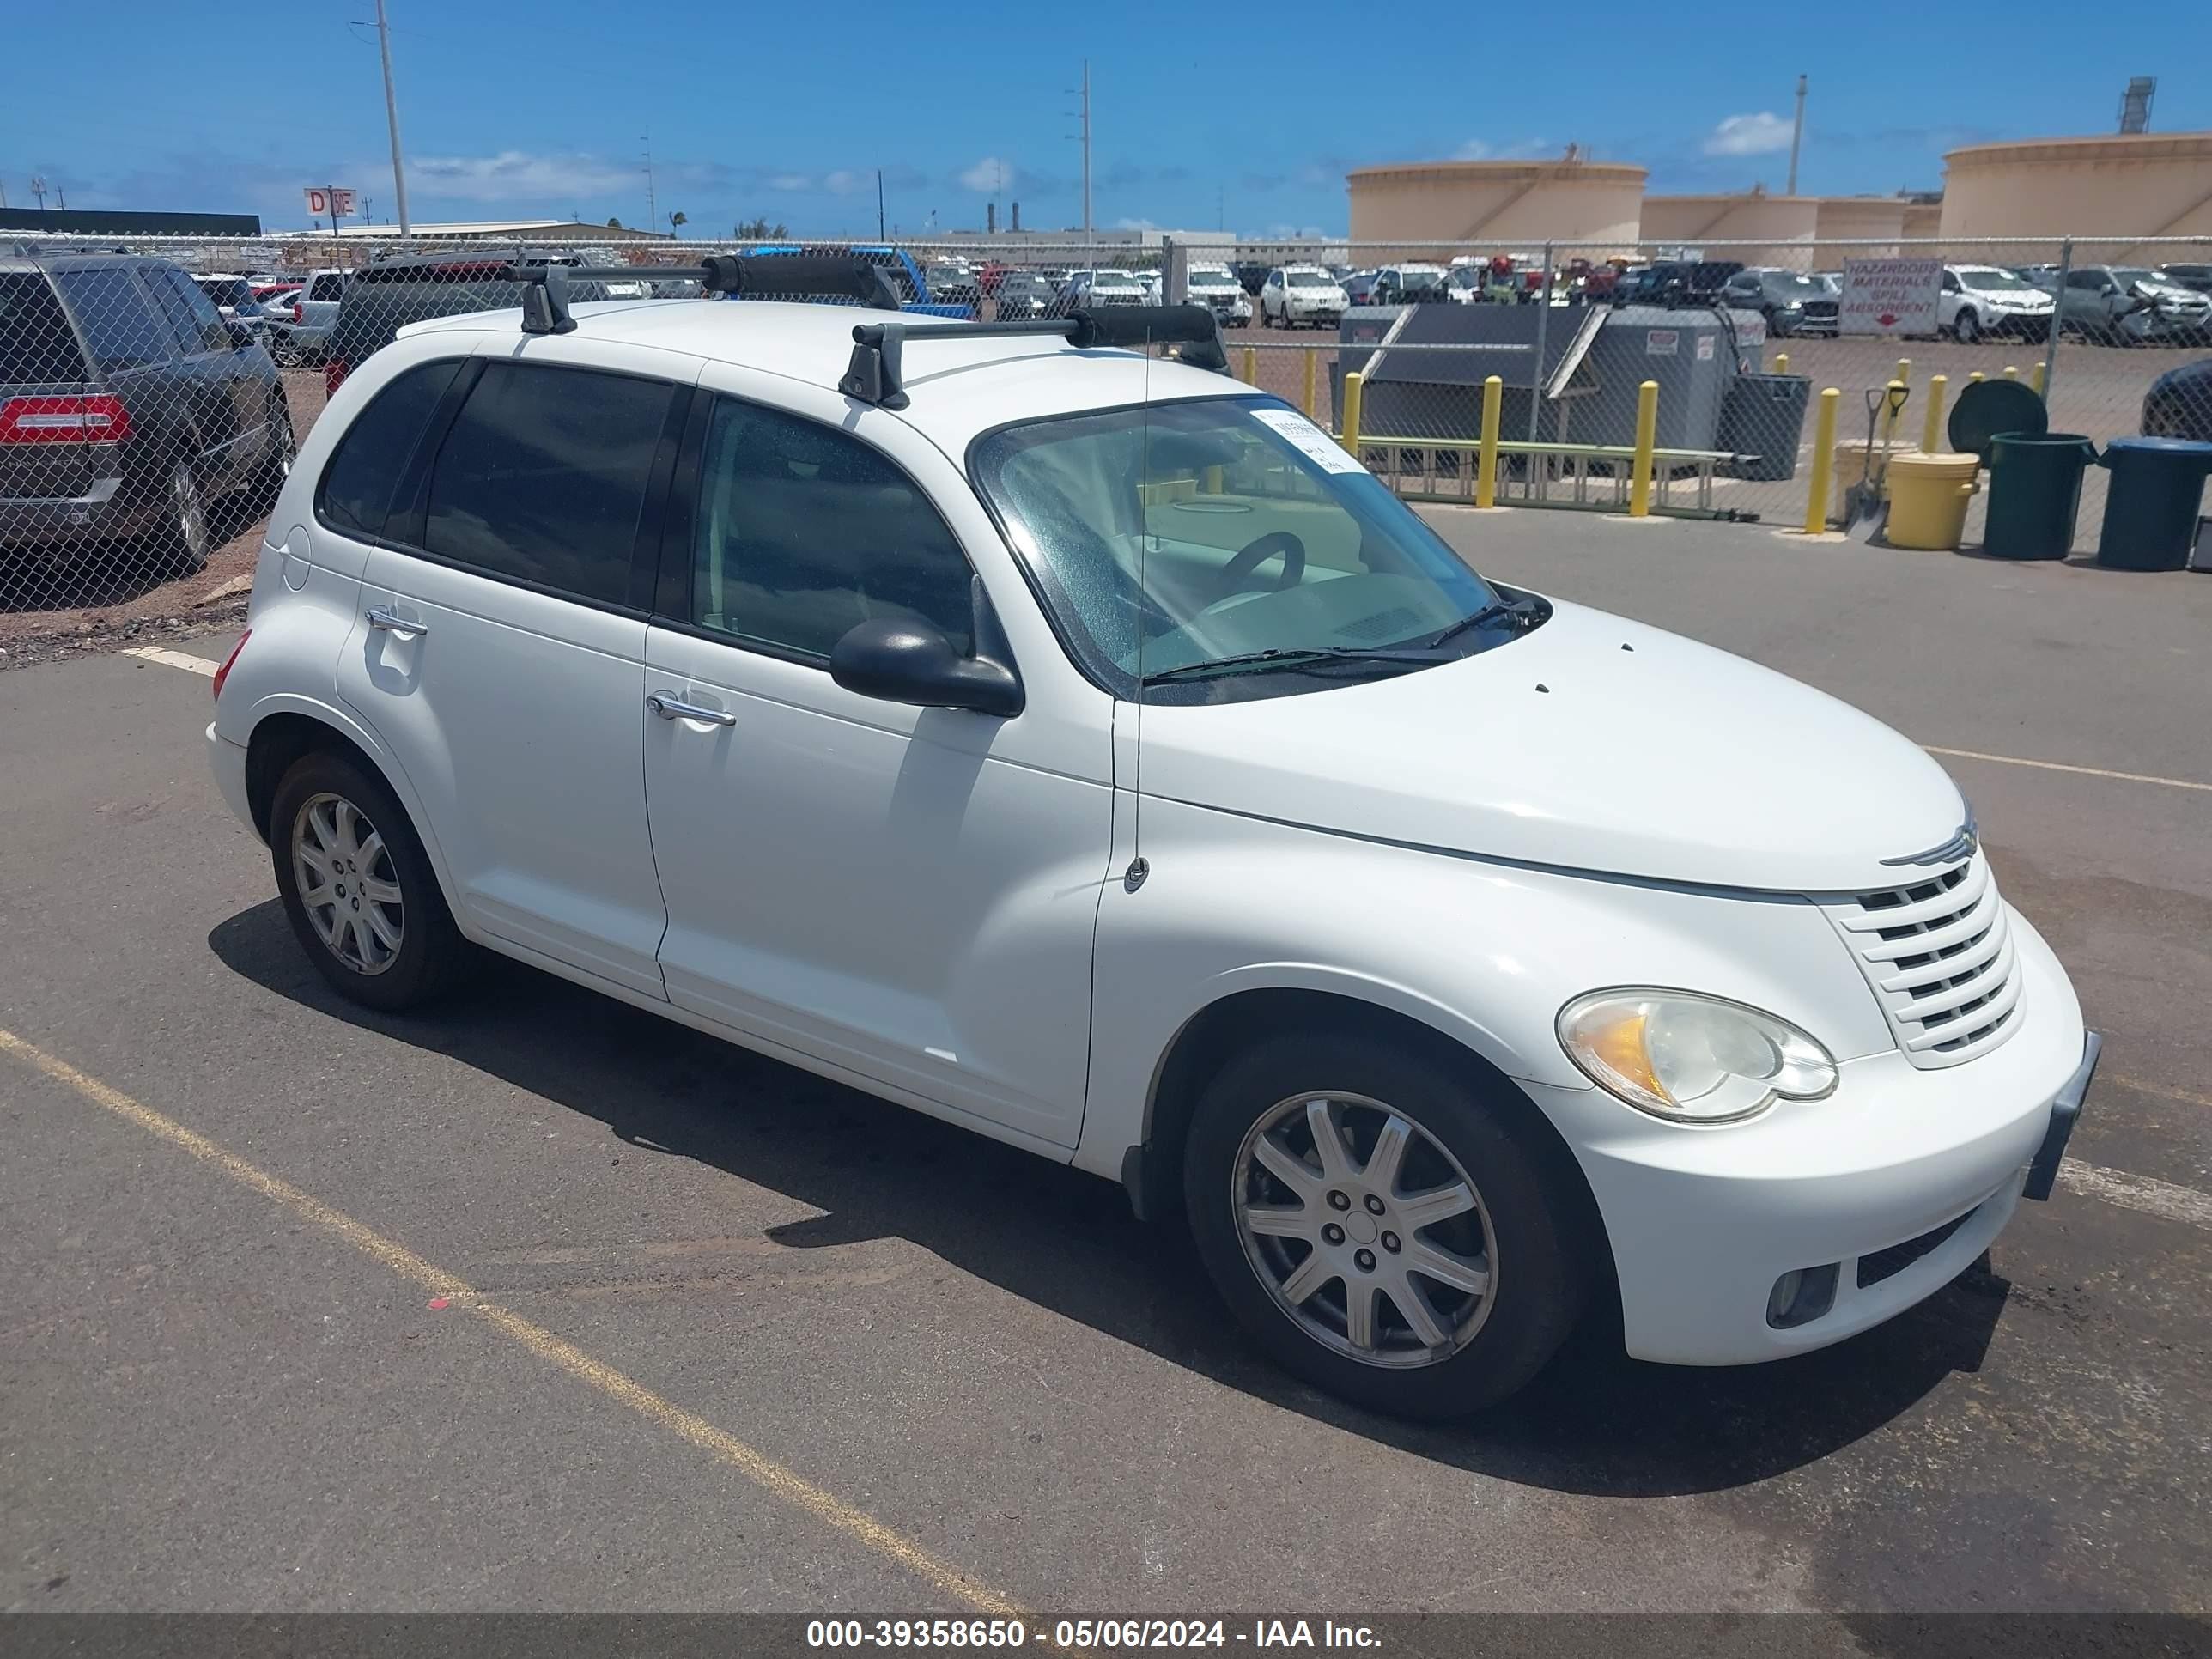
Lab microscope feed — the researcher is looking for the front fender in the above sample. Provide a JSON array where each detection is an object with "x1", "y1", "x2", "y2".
[{"x1": 1073, "y1": 795, "x2": 1894, "y2": 1182}]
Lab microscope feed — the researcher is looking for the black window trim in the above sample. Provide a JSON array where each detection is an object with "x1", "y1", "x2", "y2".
[
  {"x1": 313, "y1": 353, "x2": 685, "y2": 621},
  {"x1": 647, "y1": 386, "x2": 995, "y2": 676},
  {"x1": 51, "y1": 261, "x2": 178, "y2": 374}
]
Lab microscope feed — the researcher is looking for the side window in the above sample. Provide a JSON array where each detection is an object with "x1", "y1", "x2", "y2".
[
  {"x1": 317, "y1": 358, "x2": 466, "y2": 539},
  {"x1": 152, "y1": 268, "x2": 232, "y2": 352},
  {"x1": 311, "y1": 274, "x2": 347, "y2": 302},
  {"x1": 2065, "y1": 270, "x2": 2102, "y2": 292},
  {"x1": 422, "y1": 360, "x2": 674, "y2": 605},
  {"x1": 49, "y1": 267, "x2": 173, "y2": 371},
  {"x1": 687, "y1": 396, "x2": 974, "y2": 660}
]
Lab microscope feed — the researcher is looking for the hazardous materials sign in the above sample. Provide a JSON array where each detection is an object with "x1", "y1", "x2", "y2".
[{"x1": 1840, "y1": 258, "x2": 1942, "y2": 337}]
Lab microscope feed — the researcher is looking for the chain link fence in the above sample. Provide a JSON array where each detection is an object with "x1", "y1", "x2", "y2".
[{"x1": 3, "y1": 231, "x2": 2209, "y2": 637}]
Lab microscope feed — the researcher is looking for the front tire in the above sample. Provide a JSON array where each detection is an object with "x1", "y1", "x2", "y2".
[
  {"x1": 270, "y1": 750, "x2": 467, "y2": 1012},
  {"x1": 1954, "y1": 308, "x2": 1980, "y2": 344},
  {"x1": 1182, "y1": 1030, "x2": 1588, "y2": 1419}
]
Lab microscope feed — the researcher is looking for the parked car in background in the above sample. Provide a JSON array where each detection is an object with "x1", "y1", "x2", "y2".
[
  {"x1": 324, "y1": 252, "x2": 634, "y2": 394},
  {"x1": 2155, "y1": 264, "x2": 2212, "y2": 296},
  {"x1": 2051, "y1": 265, "x2": 2212, "y2": 345},
  {"x1": 1060, "y1": 269, "x2": 1150, "y2": 308},
  {"x1": 1132, "y1": 269, "x2": 1164, "y2": 303},
  {"x1": 193, "y1": 273, "x2": 278, "y2": 344},
  {"x1": 926, "y1": 263, "x2": 981, "y2": 307},
  {"x1": 1620, "y1": 260, "x2": 1745, "y2": 308},
  {"x1": 1367, "y1": 264, "x2": 1451, "y2": 307},
  {"x1": 1342, "y1": 269, "x2": 1383, "y2": 306},
  {"x1": 1718, "y1": 268, "x2": 1839, "y2": 337},
  {"x1": 990, "y1": 270, "x2": 1059, "y2": 319},
  {"x1": 269, "y1": 268, "x2": 348, "y2": 366},
  {"x1": 1938, "y1": 265, "x2": 2054, "y2": 343},
  {"x1": 2140, "y1": 358, "x2": 2212, "y2": 441},
  {"x1": 1261, "y1": 266, "x2": 1351, "y2": 329},
  {"x1": 1185, "y1": 261, "x2": 1253, "y2": 327},
  {"x1": 1235, "y1": 262, "x2": 1270, "y2": 295},
  {"x1": 1, "y1": 246, "x2": 291, "y2": 572}
]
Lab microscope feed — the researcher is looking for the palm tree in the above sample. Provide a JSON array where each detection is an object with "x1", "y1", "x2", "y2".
[{"x1": 669, "y1": 210, "x2": 688, "y2": 233}]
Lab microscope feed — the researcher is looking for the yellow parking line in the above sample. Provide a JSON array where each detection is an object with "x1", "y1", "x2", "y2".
[
  {"x1": 0, "y1": 1026, "x2": 1029, "y2": 1621},
  {"x1": 1922, "y1": 746, "x2": 2212, "y2": 795}
]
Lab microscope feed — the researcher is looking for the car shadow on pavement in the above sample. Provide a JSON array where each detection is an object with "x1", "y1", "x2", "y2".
[{"x1": 211, "y1": 898, "x2": 2008, "y2": 1498}]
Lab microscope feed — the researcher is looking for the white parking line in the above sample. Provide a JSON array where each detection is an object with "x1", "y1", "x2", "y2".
[
  {"x1": 2057, "y1": 1162, "x2": 2212, "y2": 1231},
  {"x1": 1924, "y1": 745, "x2": 2212, "y2": 795},
  {"x1": 121, "y1": 645, "x2": 216, "y2": 678}
]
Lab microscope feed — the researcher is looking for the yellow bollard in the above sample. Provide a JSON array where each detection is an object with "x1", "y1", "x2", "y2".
[
  {"x1": 1476, "y1": 374, "x2": 1503, "y2": 508},
  {"x1": 2003, "y1": 364, "x2": 2019, "y2": 380},
  {"x1": 1302, "y1": 350, "x2": 1317, "y2": 417},
  {"x1": 1241, "y1": 346, "x2": 1257, "y2": 386},
  {"x1": 1628, "y1": 380, "x2": 1659, "y2": 518},
  {"x1": 1773, "y1": 351, "x2": 1790, "y2": 376},
  {"x1": 1922, "y1": 374, "x2": 1948, "y2": 453},
  {"x1": 1968, "y1": 370, "x2": 1985, "y2": 384},
  {"x1": 1340, "y1": 371, "x2": 1363, "y2": 457},
  {"x1": 2030, "y1": 362, "x2": 2046, "y2": 395},
  {"x1": 1804, "y1": 387, "x2": 1840, "y2": 533},
  {"x1": 1202, "y1": 465, "x2": 1224, "y2": 495},
  {"x1": 1895, "y1": 357, "x2": 1911, "y2": 386}
]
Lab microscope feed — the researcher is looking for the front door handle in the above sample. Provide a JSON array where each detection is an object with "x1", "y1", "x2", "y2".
[
  {"x1": 365, "y1": 605, "x2": 428, "y2": 640},
  {"x1": 647, "y1": 690, "x2": 736, "y2": 726}
]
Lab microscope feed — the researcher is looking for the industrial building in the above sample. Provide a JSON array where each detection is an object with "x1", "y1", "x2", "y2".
[{"x1": 1937, "y1": 131, "x2": 2212, "y2": 255}]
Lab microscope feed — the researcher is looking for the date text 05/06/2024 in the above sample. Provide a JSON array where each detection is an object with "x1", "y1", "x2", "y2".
[{"x1": 805, "y1": 1619, "x2": 1384, "y2": 1649}]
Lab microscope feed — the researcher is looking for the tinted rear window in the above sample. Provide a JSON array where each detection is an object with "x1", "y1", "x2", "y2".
[
  {"x1": 50, "y1": 267, "x2": 173, "y2": 372},
  {"x1": 317, "y1": 358, "x2": 466, "y2": 539},
  {"x1": 0, "y1": 273, "x2": 88, "y2": 382},
  {"x1": 422, "y1": 360, "x2": 675, "y2": 605}
]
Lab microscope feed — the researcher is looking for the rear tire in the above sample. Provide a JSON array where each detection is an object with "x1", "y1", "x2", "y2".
[
  {"x1": 1182, "y1": 1029, "x2": 1588, "y2": 1419},
  {"x1": 154, "y1": 459, "x2": 211, "y2": 575},
  {"x1": 270, "y1": 749, "x2": 468, "y2": 1012}
]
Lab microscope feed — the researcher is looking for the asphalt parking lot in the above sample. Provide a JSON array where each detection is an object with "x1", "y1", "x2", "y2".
[{"x1": 3, "y1": 507, "x2": 2209, "y2": 1621}]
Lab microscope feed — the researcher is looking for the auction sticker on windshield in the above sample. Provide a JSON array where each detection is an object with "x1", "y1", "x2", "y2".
[{"x1": 1251, "y1": 407, "x2": 1360, "y2": 473}]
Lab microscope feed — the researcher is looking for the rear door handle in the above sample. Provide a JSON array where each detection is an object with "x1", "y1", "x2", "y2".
[
  {"x1": 365, "y1": 605, "x2": 428, "y2": 640},
  {"x1": 647, "y1": 690, "x2": 736, "y2": 726}
]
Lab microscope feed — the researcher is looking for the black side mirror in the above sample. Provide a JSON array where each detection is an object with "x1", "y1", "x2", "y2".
[
  {"x1": 830, "y1": 617, "x2": 1022, "y2": 717},
  {"x1": 226, "y1": 319, "x2": 254, "y2": 349}
]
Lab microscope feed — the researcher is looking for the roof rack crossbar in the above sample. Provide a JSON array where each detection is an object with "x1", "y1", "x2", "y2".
[
  {"x1": 841, "y1": 304, "x2": 1230, "y2": 409},
  {"x1": 507, "y1": 254, "x2": 902, "y2": 335}
]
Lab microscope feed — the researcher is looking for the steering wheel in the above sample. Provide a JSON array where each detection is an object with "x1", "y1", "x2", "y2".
[{"x1": 1215, "y1": 530, "x2": 1306, "y2": 601}]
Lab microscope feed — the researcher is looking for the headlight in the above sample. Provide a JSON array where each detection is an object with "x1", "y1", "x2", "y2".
[{"x1": 1557, "y1": 989, "x2": 1838, "y2": 1123}]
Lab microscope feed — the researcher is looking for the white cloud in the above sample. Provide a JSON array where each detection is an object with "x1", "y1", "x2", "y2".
[
  {"x1": 767, "y1": 173, "x2": 813, "y2": 192},
  {"x1": 822, "y1": 169, "x2": 865, "y2": 196},
  {"x1": 1113, "y1": 216, "x2": 1159, "y2": 232},
  {"x1": 959, "y1": 156, "x2": 1014, "y2": 193},
  {"x1": 1703, "y1": 112, "x2": 1794, "y2": 157},
  {"x1": 410, "y1": 150, "x2": 637, "y2": 202},
  {"x1": 1455, "y1": 141, "x2": 1490, "y2": 161}
]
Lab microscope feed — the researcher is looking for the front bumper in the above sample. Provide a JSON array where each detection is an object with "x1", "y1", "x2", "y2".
[{"x1": 1527, "y1": 906, "x2": 2093, "y2": 1365}]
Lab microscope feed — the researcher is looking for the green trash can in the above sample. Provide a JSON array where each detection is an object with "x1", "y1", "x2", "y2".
[
  {"x1": 2094, "y1": 436, "x2": 2212, "y2": 571},
  {"x1": 1984, "y1": 432, "x2": 2097, "y2": 561}
]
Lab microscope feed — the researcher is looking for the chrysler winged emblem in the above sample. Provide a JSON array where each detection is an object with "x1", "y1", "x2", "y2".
[{"x1": 1881, "y1": 811, "x2": 1979, "y2": 868}]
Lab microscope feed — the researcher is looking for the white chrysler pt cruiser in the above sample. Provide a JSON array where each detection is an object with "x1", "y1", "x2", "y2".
[{"x1": 207, "y1": 276, "x2": 2097, "y2": 1419}]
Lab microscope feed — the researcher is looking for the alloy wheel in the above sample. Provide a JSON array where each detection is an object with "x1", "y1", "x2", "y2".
[
  {"x1": 172, "y1": 463, "x2": 210, "y2": 562},
  {"x1": 291, "y1": 792, "x2": 404, "y2": 975},
  {"x1": 1233, "y1": 1091, "x2": 1498, "y2": 1368}
]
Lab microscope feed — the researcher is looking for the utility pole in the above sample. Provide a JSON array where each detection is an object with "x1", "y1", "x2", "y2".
[
  {"x1": 374, "y1": 0, "x2": 411, "y2": 232},
  {"x1": 641, "y1": 135, "x2": 657, "y2": 234},
  {"x1": 1786, "y1": 74, "x2": 1807, "y2": 196},
  {"x1": 30, "y1": 175, "x2": 47, "y2": 209},
  {"x1": 1066, "y1": 61, "x2": 1092, "y2": 264},
  {"x1": 877, "y1": 168, "x2": 886, "y2": 240}
]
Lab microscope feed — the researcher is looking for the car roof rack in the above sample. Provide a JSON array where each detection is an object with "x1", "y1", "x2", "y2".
[
  {"x1": 841, "y1": 305, "x2": 1230, "y2": 410},
  {"x1": 504, "y1": 253, "x2": 901, "y2": 335}
]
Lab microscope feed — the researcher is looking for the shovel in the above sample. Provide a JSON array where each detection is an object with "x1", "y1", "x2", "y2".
[{"x1": 1844, "y1": 381, "x2": 1913, "y2": 543}]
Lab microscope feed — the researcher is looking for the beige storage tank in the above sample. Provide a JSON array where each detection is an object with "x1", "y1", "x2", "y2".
[
  {"x1": 1812, "y1": 197, "x2": 1908, "y2": 254},
  {"x1": 1639, "y1": 192, "x2": 1820, "y2": 267},
  {"x1": 1940, "y1": 132, "x2": 2212, "y2": 258},
  {"x1": 1347, "y1": 158, "x2": 1646, "y2": 257}
]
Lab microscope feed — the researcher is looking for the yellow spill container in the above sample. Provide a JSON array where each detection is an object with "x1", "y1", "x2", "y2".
[
  {"x1": 1830, "y1": 439, "x2": 1917, "y2": 520},
  {"x1": 1883, "y1": 452, "x2": 1983, "y2": 551}
]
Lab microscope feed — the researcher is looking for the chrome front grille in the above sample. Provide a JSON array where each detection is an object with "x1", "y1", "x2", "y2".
[{"x1": 1819, "y1": 854, "x2": 2024, "y2": 1069}]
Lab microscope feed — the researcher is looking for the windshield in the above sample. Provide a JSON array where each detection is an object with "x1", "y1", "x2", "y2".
[
  {"x1": 1286, "y1": 271, "x2": 1335, "y2": 288},
  {"x1": 1956, "y1": 266, "x2": 2036, "y2": 291},
  {"x1": 1188, "y1": 265, "x2": 1234, "y2": 284},
  {"x1": 972, "y1": 397, "x2": 1506, "y2": 702},
  {"x1": 1763, "y1": 272, "x2": 1824, "y2": 295},
  {"x1": 2112, "y1": 268, "x2": 2161, "y2": 287},
  {"x1": 1091, "y1": 271, "x2": 1143, "y2": 289}
]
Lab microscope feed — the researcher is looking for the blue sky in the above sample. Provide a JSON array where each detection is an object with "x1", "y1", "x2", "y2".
[{"x1": 5, "y1": 3, "x2": 2207, "y2": 239}]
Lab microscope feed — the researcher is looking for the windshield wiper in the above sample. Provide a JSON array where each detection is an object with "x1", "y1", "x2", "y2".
[
  {"x1": 1423, "y1": 594, "x2": 1543, "y2": 650},
  {"x1": 1138, "y1": 645, "x2": 1444, "y2": 686}
]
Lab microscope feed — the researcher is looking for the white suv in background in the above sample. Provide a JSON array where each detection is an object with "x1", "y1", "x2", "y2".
[
  {"x1": 1261, "y1": 266, "x2": 1350, "y2": 329},
  {"x1": 208, "y1": 274, "x2": 2098, "y2": 1420},
  {"x1": 1941, "y1": 266, "x2": 2056, "y2": 343},
  {"x1": 1185, "y1": 261, "x2": 1253, "y2": 327}
]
